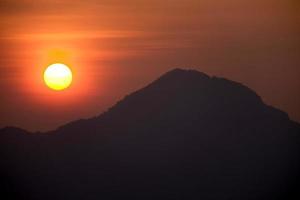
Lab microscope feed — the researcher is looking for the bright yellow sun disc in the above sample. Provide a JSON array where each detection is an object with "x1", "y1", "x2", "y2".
[{"x1": 44, "y1": 63, "x2": 72, "y2": 91}]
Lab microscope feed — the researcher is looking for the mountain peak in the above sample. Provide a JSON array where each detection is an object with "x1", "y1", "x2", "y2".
[
  {"x1": 152, "y1": 68, "x2": 210, "y2": 86},
  {"x1": 90, "y1": 68, "x2": 269, "y2": 132},
  {"x1": 163, "y1": 68, "x2": 210, "y2": 78},
  {"x1": 54, "y1": 68, "x2": 267, "y2": 134},
  {"x1": 114, "y1": 68, "x2": 262, "y2": 106}
]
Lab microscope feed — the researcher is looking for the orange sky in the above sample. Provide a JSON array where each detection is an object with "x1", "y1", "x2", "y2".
[{"x1": 0, "y1": 0, "x2": 299, "y2": 131}]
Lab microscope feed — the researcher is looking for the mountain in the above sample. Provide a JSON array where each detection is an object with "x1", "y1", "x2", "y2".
[{"x1": 1, "y1": 68, "x2": 299, "y2": 200}]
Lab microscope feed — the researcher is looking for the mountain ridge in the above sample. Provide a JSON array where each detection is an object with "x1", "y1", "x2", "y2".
[
  {"x1": 0, "y1": 68, "x2": 299, "y2": 200},
  {"x1": 2, "y1": 68, "x2": 295, "y2": 134}
]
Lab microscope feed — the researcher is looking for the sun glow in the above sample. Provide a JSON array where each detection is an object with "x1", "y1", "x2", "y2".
[{"x1": 44, "y1": 63, "x2": 72, "y2": 91}]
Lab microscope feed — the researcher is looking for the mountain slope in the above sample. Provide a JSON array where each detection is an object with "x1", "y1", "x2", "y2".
[{"x1": 1, "y1": 68, "x2": 299, "y2": 200}]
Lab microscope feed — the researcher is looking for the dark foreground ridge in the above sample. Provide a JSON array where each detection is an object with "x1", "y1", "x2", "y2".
[{"x1": 1, "y1": 68, "x2": 300, "y2": 200}]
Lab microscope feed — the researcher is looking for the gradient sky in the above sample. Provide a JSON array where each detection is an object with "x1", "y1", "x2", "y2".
[{"x1": 0, "y1": 0, "x2": 299, "y2": 131}]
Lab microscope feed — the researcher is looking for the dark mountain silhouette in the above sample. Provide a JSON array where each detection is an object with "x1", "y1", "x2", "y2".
[{"x1": 1, "y1": 68, "x2": 299, "y2": 200}]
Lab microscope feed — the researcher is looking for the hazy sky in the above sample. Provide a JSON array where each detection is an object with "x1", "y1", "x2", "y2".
[{"x1": 0, "y1": 0, "x2": 299, "y2": 131}]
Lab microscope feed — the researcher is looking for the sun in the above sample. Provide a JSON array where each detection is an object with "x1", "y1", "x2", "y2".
[{"x1": 44, "y1": 63, "x2": 72, "y2": 91}]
